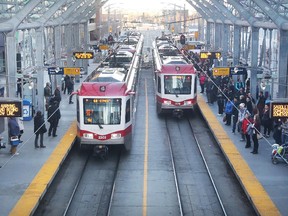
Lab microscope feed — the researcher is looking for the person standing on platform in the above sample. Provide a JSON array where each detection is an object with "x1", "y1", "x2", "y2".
[
  {"x1": 54, "y1": 86, "x2": 62, "y2": 103},
  {"x1": 242, "y1": 112, "x2": 252, "y2": 148},
  {"x1": 34, "y1": 111, "x2": 47, "y2": 148},
  {"x1": 261, "y1": 104, "x2": 272, "y2": 137},
  {"x1": 17, "y1": 117, "x2": 24, "y2": 143},
  {"x1": 16, "y1": 78, "x2": 22, "y2": 98},
  {"x1": 47, "y1": 101, "x2": 61, "y2": 137},
  {"x1": 199, "y1": 72, "x2": 206, "y2": 93},
  {"x1": 231, "y1": 97, "x2": 239, "y2": 134},
  {"x1": 8, "y1": 117, "x2": 20, "y2": 155},
  {"x1": 44, "y1": 82, "x2": 52, "y2": 111},
  {"x1": 251, "y1": 114, "x2": 261, "y2": 154},
  {"x1": 63, "y1": 75, "x2": 70, "y2": 94}
]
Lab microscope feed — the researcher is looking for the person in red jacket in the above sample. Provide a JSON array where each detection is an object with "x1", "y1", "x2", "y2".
[{"x1": 242, "y1": 112, "x2": 252, "y2": 148}]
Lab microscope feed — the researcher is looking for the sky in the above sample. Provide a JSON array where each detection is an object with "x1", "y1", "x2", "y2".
[{"x1": 103, "y1": 0, "x2": 192, "y2": 14}]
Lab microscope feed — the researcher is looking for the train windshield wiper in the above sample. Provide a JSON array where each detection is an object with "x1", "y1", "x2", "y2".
[{"x1": 97, "y1": 123, "x2": 103, "y2": 129}]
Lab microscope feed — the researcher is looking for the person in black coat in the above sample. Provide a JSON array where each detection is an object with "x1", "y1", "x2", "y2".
[
  {"x1": 34, "y1": 111, "x2": 47, "y2": 148},
  {"x1": 47, "y1": 100, "x2": 61, "y2": 137}
]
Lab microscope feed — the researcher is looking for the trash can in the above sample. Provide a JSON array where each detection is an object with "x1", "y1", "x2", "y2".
[{"x1": 22, "y1": 99, "x2": 33, "y2": 121}]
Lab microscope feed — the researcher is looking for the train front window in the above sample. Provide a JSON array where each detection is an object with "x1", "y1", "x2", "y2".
[
  {"x1": 164, "y1": 75, "x2": 192, "y2": 95},
  {"x1": 83, "y1": 98, "x2": 121, "y2": 125}
]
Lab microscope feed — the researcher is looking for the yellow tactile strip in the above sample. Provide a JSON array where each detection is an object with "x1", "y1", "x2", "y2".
[
  {"x1": 9, "y1": 122, "x2": 77, "y2": 216},
  {"x1": 197, "y1": 95, "x2": 280, "y2": 216}
]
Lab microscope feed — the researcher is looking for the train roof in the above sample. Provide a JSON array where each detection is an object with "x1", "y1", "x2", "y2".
[
  {"x1": 162, "y1": 56, "x2": 188, "y2": 65},
  {"x1": 90, "y1": 67, "x2": 127, "y2": 82},
  {"x1": 78, "y1": 82, "x2": 127, "y2": 96},
  {"x1": 158, "y1": 64, "x2": 195, "y2": 74}
]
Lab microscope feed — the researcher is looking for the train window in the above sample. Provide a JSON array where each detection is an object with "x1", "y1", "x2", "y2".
[
  {"x1": 164, "y1": 75, "x2": 192, "y2": 95},
  {"x1": 157, "y1": 77, "x2": 161, "y2": 93},
  {"x1": 125, "y1": 99, "x2": 131, "y2": 123},
  {"x1": 83, "y1": 98, "x2": 121, "y2": 125}
]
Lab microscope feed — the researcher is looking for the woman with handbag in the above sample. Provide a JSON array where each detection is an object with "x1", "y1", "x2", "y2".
[{"x1": 34, "y1": 111, "x2": 47, "y2": 148}]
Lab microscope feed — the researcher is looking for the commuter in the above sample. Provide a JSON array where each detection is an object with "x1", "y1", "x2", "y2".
[
  {"x1": 199, "y1": 72, "x2": 206, "y2": 93},
  {"x1": 273, "y1": 118, "x2": 282, "y2": 145},
  {"x1": 54, "y1": 86, "x2": 62, "y2": 103},
  {"x1": 242, "y1": 112, "x2": 252, "y2": 148},
  {"x1": 239, "y1": 94, "x2": 246, "y2": 106},
  {"x1": 256, "y1": 91, "x2": 266, "y2": 118},
  {"x1": 44, "y1": 82, "x2": 52, "y2": 111},
  {"x1": 63, "y1": 75, "x2": 70, "y2": 94},
  {"x1": 231, "y1": 97, "x2": 239, "y2": 134},
  {"x1": 16, "y1": 78, "x2": 22, "y2": 98},
  {"x1": 17, "y1": 117, "x2": 24, "y2": 143},
  {"x1": 8, "y1": 117, "x2": 20, "y2": 155},
  {"x1": 224, "y1": 98, "x2": 233, "y2": 126},
  {"x1": 251, "y1": 114, "x2": 261, "y2": 154},
  {"x1": 216, "y1": 89, "x2": 225, "y2": 116},
  {"x1": 238, "y1": 103, "x2": 248, "y2": 141},
  {"x1": 281, "y1": 118, "x2": 288, "y2": 145},
  {"x1": 246, "y1": 96, "x2": 254, "y2": 116},
  {"x1": 47, "y1": 100, "x2": 61, "y2": 137},
  {"x1": 67, "y1": 76, "x2": 75, "y2": 95},
  {"x1": 261, "y1": 104, "x2": 272, "y2": 137},
  {"x1": 34, "y1": 111, "x2": 47, "y2": 148}
]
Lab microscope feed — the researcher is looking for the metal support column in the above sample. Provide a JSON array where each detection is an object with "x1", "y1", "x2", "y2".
[
  {"x1": 5, "y1": 33, "x2": 17, "y2": 98},
  {"x1": 250, "y1": 26, "x2": 259, "y2": 99},
  {"x1": 54, "y1": 25, "x2": 62, "y2": 91},
  {"x1": 206, "y1": 22, "x2": 211, "y2": 49},
  {"x1": 233, "y1": 25, "x2": 241, "y2": 66},
  {"x1": 222, "y1": 24, "x2": 229, "y2": 66},
  {"x1": 35, "y1": 27, "x2": 44, "y2": 114},
  {"x1": 278, "y1": 29, "x2": 288, "y2": 98}
]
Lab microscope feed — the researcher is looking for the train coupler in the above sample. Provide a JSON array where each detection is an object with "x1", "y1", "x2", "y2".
[
  {"x1": 93, "y1": 145, "x2": 109, "y2": 160},
  {"x1": 173, "y1": 109, "x2": 184, "y2": 119}
]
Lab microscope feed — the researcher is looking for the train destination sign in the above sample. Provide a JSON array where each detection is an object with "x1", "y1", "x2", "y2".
[
  {"x1": 200, "y1": 52, "x2": 221, "y2": 59},
  {"x1": 48, "y1": 67, "x2": 64, "y2": 75},
  {"x1": 73, "y1": 52, "x2": 94, "y2": 59},
  {"x1": 270, "y1": 102, "x2": 288, "y2": 118},
  {"x1": 212, "y1": 67, "x2": 230, "y2": 76},
  {"x1": 0, "y1": 100, "x2": 22, "y2": 117}
]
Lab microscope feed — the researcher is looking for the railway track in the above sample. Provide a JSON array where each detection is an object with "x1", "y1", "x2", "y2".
[
  {"x1": 165, "y1": 108, "x2": 256, "y2": 216},
  {"x1": 34, "y1": 145, "x2": 122, "y2": 216}
]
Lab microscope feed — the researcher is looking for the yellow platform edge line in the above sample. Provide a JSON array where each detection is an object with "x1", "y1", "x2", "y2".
[
  {"x1": 197, "y1": 95, "x2": 281, "y2": 216},
  {"x1": 9, "y1": 121, "x2": 77, "y2": 216}
]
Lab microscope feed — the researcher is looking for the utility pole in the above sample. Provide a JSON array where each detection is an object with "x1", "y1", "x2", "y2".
[{"x1": 184, "y1": 4, "x2": 186, "y2": 33}]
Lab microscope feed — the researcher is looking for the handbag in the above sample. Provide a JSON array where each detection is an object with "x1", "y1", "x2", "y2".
[
  {"x1": 222, "y1": 115, "x2": 227, "y2": 122},
  {"x1": 10, "y1": 136, "x2": 19, "y2": 146}
]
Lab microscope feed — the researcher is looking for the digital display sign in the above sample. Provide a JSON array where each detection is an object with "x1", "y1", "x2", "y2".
[
  {"x1": 0, "y1": 100, "x2": 22, "y2": 117},
  {"x1": 200, "y1": 52, "x2": 221, "y2": 59},
  {"x1": 73, "y1": 52, "x2": 94, "y2": 59},
  {"x1": 270, "y1": 102, "x2": 288, "y2": 118}
]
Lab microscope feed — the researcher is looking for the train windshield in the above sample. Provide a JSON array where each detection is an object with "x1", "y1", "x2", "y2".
[
  {"x1": 83, "y1": 98, "x2": 122, "y2": 125},
  {"x1": 164, "y1": 75, "x2": 192, "y2": 95}
]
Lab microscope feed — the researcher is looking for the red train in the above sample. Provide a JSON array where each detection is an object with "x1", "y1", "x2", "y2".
[{"x1": 152, "y1": 35, "x2": 197, "y2": 117}]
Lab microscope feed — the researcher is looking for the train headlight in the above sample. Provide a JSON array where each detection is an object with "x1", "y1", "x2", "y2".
[
  {"x1": 163, "y1": 100, "x2": 171, "y2": 105},
  {"x1": 83, "y1": 133, "x2": 93, "y2": 139},
  {"x1": 111, "y1": 133, "x2": 121, "y2": 139},
  {"x1": 184, "y1": 101, "x2": 192, "y2": 105}
]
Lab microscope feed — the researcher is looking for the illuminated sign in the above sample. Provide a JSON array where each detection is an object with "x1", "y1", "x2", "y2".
[
  {"x1": 270, "y1": 102, "x2": 288, "y2": 118},
  {"x1": 213, "y1": 67, "x2": 230, "y2": 76},
  {"x1": 73, "y1": 52, "x2": 94, "y2": 59},
  {"x1": 0, "y1": 100, "x2": 22, "y2": 117},
  {"x1": 64, "y1": 67, "x2": 80, "y2": 75},
  {"x1": 200, "y1": 52, "x2": 221, "y2": 59},
  {"x1": 99, "y1": 45, "x2": 109, "y2": 50}
]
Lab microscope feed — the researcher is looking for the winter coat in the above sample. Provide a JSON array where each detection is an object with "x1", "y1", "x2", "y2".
[
  {"x1": 34, "y1": 114, "x2": 47, "y2": 135},
  {"x1": 8, "y1": 117, "x2": 20, "y2": 137},
  {"x1": 225, "y1": 101, "x2": 234, "y2": 114}
]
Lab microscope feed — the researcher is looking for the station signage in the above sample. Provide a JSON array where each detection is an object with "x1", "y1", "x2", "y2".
[
  {"x1": 270, "y1": 102, "x2": 288, "y2": 118},
  {"x1": 0, "y1": 100, "x2": 22, "y2": 117},
  {"x1": 73, "y1": 52, "x2": 94, "y2": 59},
  {"x1": 64, "y1": 67, "x2": 80, "y2": 75},
  {"x1": 99, "y1": 45, "x2": 109, "y2": 50},
  {"x1": 212, "y1": 67, "x2": 230, "y2": 76},
  {"x1": 200, "y1": 52, "x2": 221, "y2": 59},
  {"x1": 48, "y1": 67, "x2": 64, "y2": 75},
  {"x1": 230, "y1": 67, "x2": 247, "y2": 75}
]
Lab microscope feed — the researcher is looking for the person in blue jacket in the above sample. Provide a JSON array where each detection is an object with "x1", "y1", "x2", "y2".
[
  {"x1": 8, "y1": 117, "x2": 20, "y2": 155},
  {"x1": 224, "y1": 98, "x2": 234, "y2": 126}
]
